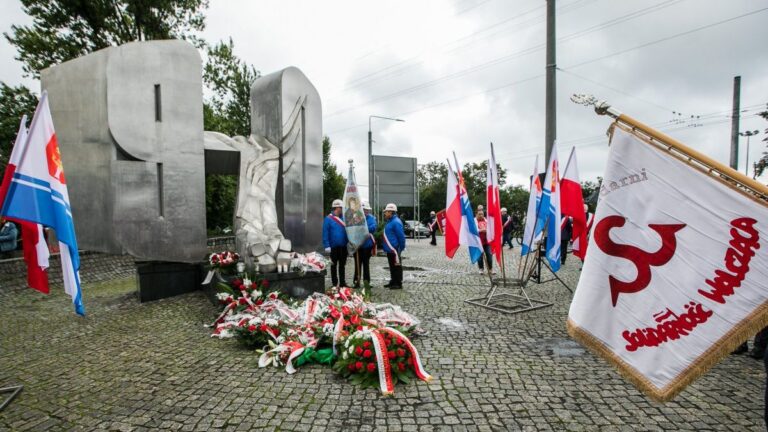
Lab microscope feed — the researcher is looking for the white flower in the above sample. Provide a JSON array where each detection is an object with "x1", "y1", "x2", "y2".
[
  {"x1": 248, "y1": 317, "x2": 262, "y2": 326},
  {"x1": 251, "y1": 290, "x2": 262, "y2": 299},
  {"x1": 348, "y1": 346, "x2": 354, "y2": 354},
  {"x1": 243, "y1": 277, "x2": 252, "y2": 289},
  {"x1": 265, "y1": 318, "x2": 278, "y2": 326},
  {"x1": 344, "y1": 339, "x2": 350, "y2": 348},
  {"x1": 323, "y1": 323, "x2": 335, "y2": 337},
  {"x1": 216, "y1": 293, "x2": 232, "y2": 301},
  {"x1": 277, "y1": 336, "x2": 285, "y2": 344},
  {"x1": 342, "y1": 352, "x2": 348, "y2": 360}
]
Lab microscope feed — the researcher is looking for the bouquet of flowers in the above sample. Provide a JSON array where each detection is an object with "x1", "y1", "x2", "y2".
[
  {"x1": 209, "y1": 278, "x2": 432, "y2": 395},
  {"x1": 208, "y1": 251, "x2": 240, "y2": 274}
]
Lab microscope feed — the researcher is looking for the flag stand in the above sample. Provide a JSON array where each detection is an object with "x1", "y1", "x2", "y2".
[
  {"x1": 464, "y1": 246, "x2": 553, "y2": 314},
  {"x1": 529, "y1": 240, "x2": 572, "y2": 293},
  {"x1": 0, "y1": 385, "x2": 23, "y2": 412}
]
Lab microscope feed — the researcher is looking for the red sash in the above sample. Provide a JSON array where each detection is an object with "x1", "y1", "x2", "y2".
[
  {"x1": 382, "y1": 231, "x2": 399, "y2": 264},
  {"x1": 329, "y1": 214, "x2": 345, "y2": 228}
]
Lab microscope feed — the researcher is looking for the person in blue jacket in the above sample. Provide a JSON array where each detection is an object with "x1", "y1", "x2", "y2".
[
  {"x1": 323, "y1": 199, "x2": 349, "y2": 287},
  {"x1": 381, "y1": 203, "x2": 406, "y2": 289},
  {"x1": 353, "y1": 201, "x2": 377, "y2": 290},
  {"x1": 0, "y1": 217, "x2": 19, "y2": 258}
]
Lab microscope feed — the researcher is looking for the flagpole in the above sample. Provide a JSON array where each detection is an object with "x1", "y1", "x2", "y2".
[{"x1": 572, "y1": 94, "x2": 768, "y2": 201}]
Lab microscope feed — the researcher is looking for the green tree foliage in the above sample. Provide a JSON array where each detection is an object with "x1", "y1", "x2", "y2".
[
  {"x1": 417, "y1": 161, "x2": 448, "y2": 216},
  {"x1": 5, "y1": 0, "x2": 208, "y2": 78},
  {"x1": 323, "y1": 137, "x2": 346, "y2": 214},
  {"x1": 201, "y1": 38, "x2": 260, "y2": 233},
  {"x1": 754, "y1": 105, "x2": 768, "y2": 180},
  {"x1": 0, "y1": 83, "x2": 39, "y2": 173},
  {"x1": 203, "y1": 38, "x2": 259, "y2": 137},
  {"x1": 456, "y1": 160, "x2": 507, "y2": 210}
]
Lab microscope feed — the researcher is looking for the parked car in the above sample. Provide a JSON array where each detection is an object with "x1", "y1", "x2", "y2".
[{"x1": 404, "y1": 220, "x2": 430, "y2": 238}]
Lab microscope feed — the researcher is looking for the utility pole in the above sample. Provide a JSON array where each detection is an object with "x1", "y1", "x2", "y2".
[
  {"x1": 729, "y1": 76, "x2": 741, "y2": 170},
  {"x1": 545, "y1": 0, "x2": 557, "y2": 163}
]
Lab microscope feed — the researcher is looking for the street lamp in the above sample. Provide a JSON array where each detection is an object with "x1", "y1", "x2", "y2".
[
  {"x1": 368, "y1": 115, "x2": 405, "y2": 212},
  {"x1": 739, "y1": 130, "x2": 759, "y2": 176}
]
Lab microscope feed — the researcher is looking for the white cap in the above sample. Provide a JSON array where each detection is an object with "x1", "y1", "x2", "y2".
[
  {"x1": 385, "y1": 203, "x2": 397, "y2": 212},
  {"x1": 430, "y1": 211, "x2": 436, "y2": 216},
  {"x1": 362, "y1": 201, "x2": 372, "y2": 210},
  {"x1": 332, "y1": 199, "x2": 343, "y2": 208},
  {"x1": 501, "y1": 207, "x2": 507, "y2": 212}
]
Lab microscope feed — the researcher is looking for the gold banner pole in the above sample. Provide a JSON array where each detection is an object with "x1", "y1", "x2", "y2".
[{"x1": 571, "y1": 94, "x2": 768, "y2": 203}]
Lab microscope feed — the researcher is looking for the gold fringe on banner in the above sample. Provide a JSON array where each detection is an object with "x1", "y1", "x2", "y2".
[{"x1": 566, "y1": 110, "x2": 768, "y2": 402}]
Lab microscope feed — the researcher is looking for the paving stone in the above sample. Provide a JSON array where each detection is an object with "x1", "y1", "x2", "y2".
[{"x1": 0, "y1": 239, "x2": 765, "y2": 430}]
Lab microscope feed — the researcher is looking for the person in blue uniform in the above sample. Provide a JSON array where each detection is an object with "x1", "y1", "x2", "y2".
[
  {"x1": 353, "y1": 201, "x2": 377, "y2": 290},
  {"x1": 322, "y1": 199, "x2": 349, "y2": 287},
  {"x1": 382, "y1": 203, "x2": 406, "y2": 289},
  {"x1": 0, "y1": 217, "x2": 19, "y2": 258}
]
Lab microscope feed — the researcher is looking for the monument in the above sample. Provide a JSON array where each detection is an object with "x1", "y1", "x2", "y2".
[{"x1": 41, "y1": 40, "x2": 324, "y2": 300}]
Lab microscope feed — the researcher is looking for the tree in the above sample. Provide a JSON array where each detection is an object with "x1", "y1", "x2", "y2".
[
  {"x1": 457, "y1": 160, "x2": 508, "y2": 209},
  {"x1": 203, "y1": 38, "x2": 259, "y2": 136},
  {"x1": 5, "y1": 0, "x2": 208, "y2": 78},
  {"x1": 417, "y1": 161, "x2": 448, "y2": 217},
  {"x1": 0, "y1": 83, "x2": 39, "y2": 174},
  {"x1": 323, "y1": 137, "x2": 345, "y2": 214},
  {"x1": 754, "y1": 105, "x2": 768, "y2": 180}
]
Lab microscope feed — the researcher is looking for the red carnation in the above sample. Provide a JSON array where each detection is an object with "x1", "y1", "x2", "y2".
[
  {"x1": 397, "y1": 338, "x2": 405, "y2": 345},
  {"x1": 261, "y1": 279, "x2": 270, "y2": 288},
  {"x1": 388, "y1": 351, "x2": 396, "y2": 360},
  {"x1": 397, "y1": 348, "x2": 405, "y2": 357},
  {"x1": 238, "y1": 297, "x2": 248, "y2": 305},
  {"x1": 362, "y1": 341, "x2": 371, "y2": 349},
  {"x1": 367, "y1": 363, "x2": 377, "y2": 373},
  {"x1": 341, "y1": 306, "x2": 351, "y2": 316},
  {"x1": 355, "y1": 347, "x2": 363, "y2": 356},
  {"x1": 260, "y1": 324, "x2": 268, "y2": 332},
  {"x1": 233, "y1": 278, "x2": 242, "y2": 286},
  {"x1": 350, "y1": 315, "x2": 360, "y2": 325},
  {"x1": 397, "y1": 362, "x2": 406, "y2": 372},
  {"x1": 348, "y1": 363, "x2": 356, "y2": 372},
  {"x1": 255, "y1": 299, "x2": 264, "y2": 306},
  {"x1": 363, "y1": 349, "x2": 372, "y2": 358},
  {"x1": 356, "y1": 326, "x2": 363, "y2": 331},
  {"x1": 248, "y1": 325, "x2": 256, "y2": 332},
  {"x1": 355, "y1": 361, "x2": 363, "y2": 371}
]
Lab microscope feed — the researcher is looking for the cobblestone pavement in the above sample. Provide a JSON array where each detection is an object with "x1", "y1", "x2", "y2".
[{"x1": 1, "y1": 239, "x2": 765, "y2": 431}]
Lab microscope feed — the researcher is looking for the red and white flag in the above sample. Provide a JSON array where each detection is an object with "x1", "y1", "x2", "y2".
[
  {"x1": 568, "y1": 125, "x2": 768, "y2": 401},
  {"x1": 444, "y1": 162, "x2": 461, "y2": 258},
  {"x1": 560, "y1": 147, "x2": 587, "y2": 260},
  {"x1": 486, "y1": 143, "x2": 502, "y2": 265},
  {"x1": 0, "y1": 115, "x2": 50, "y2": 294}
]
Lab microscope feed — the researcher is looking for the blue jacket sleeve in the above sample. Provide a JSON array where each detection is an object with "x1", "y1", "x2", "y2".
[
  {"x1": 368, "y1": 216, "x2": 377, "y2": 234},
  {"x1": 322, "y1": 218, "x2": 330, "y2": 248},
  {"x1": 397, "y1": 221, "x2": 406, "y2": 252}
]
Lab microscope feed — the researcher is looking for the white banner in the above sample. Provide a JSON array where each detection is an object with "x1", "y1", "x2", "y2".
[{"x1": 568, "y1": 125, "x2": 768, "y2": 401}]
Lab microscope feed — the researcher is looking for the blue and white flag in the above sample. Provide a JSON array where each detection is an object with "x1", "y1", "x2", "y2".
[
  {"x1": 452, "y1": 153, "x2": 483, "y2": 264},
  {"x1": 1, "y1": 91, "x2": 84, "y2": 315},
  {"x1": 534, "y1": 145, "x2": 562, "y2": 271},
  {"x1": 521, "y1": 155, "x2": 542, "y2": 256}
]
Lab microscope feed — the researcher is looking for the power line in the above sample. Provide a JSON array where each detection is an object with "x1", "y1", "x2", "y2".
[
  {"x1": 325, "y1": 0, "x2": 686, "y2": 118},
  {"x1": 325, "y1": 6, "x2": 767, "y2": 136}
]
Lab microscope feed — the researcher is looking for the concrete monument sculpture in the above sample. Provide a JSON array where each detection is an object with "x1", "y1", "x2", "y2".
[
  {"x1": 41, "y1": 40, "x2": 207, "y2": 263},
  {"x1": 41, "y1": 40, "x2": 323, "y2": 282}
]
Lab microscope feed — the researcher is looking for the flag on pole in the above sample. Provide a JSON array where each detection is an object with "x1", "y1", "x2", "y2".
[
  {"x1": 444, "y1": 164, "x2": 461, "y2": 258},
  {"x1": 560, "y1": 147, "x2": 587, "y2": 260},
  {"x1": 451, "y1": 154, "x2": 483, "y2": 264},
  {"x1": 0, "y1": 115, "x2": 50, "y2": 294},
  {"x1": 568, "y1": 125, "x2": 768, "y2": 401},
  {"x1": 534, "y1": 146, "x2": 561, "y2": 271},
  {"x1": 343, "y1": 162, "x2": 367, "y2": 250},
  {"x1": 1, "y1": 91, "x2": 84, "y2": 315},
  {"x1": 521, "y1": 155, "x2": 542, "y2": 256},
  {"x1": 486, "y1": 143, "x2": 502, "y2": 265}
]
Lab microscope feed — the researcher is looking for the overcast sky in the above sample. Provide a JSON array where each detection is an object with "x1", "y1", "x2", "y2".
[{"x1": 2, "y1": 0, "x2": 767, "y2": 195}]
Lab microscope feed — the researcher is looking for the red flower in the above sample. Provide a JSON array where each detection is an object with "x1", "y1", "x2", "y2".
[
  {"x1": 362, "y1": 341, "x2": 371, "y2": 349},
  {"x1": 397, "y1": 337, "x2": 405, "y2": 345},
  {"x1": 233, "y1": 278, "x2": 242, "y2": 286},
  {"x1": 261, "y1": 279, "x2": 270, "y2": 288},
  {"x1": 248, "y1": 325, "x2": 256, "y2": 332},
  {"x1": 256, "y1": 299, "x2": 264, "y2": 306},
  {"x1": 355, "y1": 347, "x2": 363, "y2": 356},
  {"x1": 341, "y1": 305, "x2": 351, "y2": 316},
  {"x1": 397, "y1": 362, "x2": 406, "y2": 372},
  {"x1": 363, "y1": 349, "x2": 372, "y2": 359},
  {"x1": 355, "y1": 361, "x2": 363, "y2": 371},
  {"x1": 350, "y1": 315, "x2": 360, "y2": 325},
  {"x1": 397, "y1": 349, "x2": 405, "y2": 357},
  {"x1": 356, "y1": 326, "x2": 363, "y2": 332},
  {"x1": 260, "y1": 324, "x2": 268, "y2": 332},
  {"x1": 348, "y1": 363, "x2": 356, "y2": 372},
  {"x1": 387, "y1": 351, "x2": 396, "y2": 360},
  {"x1": 367, "y1": 363, "x2": 377, "y2": 372},
  {"x1": 238, "y1": 297, "x2": 248, "y2": 305}
]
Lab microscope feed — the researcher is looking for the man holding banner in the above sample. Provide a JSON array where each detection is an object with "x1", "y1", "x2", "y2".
[{"x1": 322, "y1": 199, "x2": 349, "y2": 288}]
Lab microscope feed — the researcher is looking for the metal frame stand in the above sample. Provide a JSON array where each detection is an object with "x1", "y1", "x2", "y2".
[
  {"x1": 0, "y1": 385, "x2": 23, "y2": 412},
  {"x1": 464, "y1": 250, "x2": 554, "y2": 314},
  {"x1": 530, "y1": 240, "x2": 572, "y2": 293}
]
